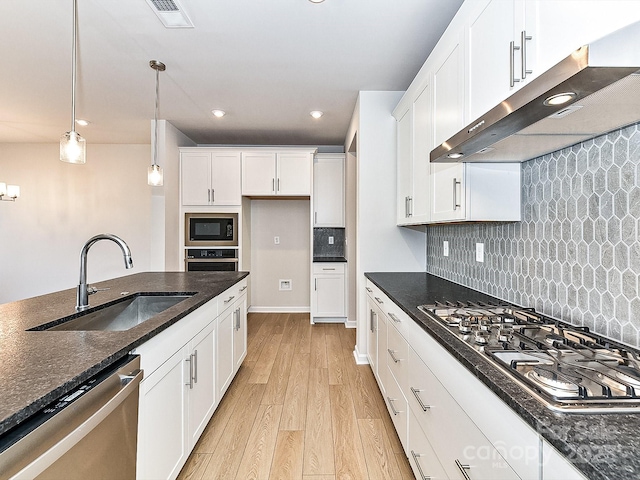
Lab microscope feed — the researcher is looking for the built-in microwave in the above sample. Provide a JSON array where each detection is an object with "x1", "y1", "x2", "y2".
[{"x1": 185, "y1": 213, "x2": 238, "y2": 247}]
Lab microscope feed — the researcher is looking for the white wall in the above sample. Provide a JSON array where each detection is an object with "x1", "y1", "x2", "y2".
[
  {"x1": 249, "y1": 199, "x2": 310, "y2": 311},
  {"x1": 345, "y1": 91, "x2": 427, "y2": 363},
  {"x1": 0, "y1": 143, "x2": 153, "y2": 303}
]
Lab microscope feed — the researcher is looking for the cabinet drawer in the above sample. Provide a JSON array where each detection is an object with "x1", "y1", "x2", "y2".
[
  {"x1": 407, "y1": 347, "x2": 519, "y2": 480},
  {"x1": 408, "y1": 409, "x2": 447, "y2": 480},
  {"x1": 383, "y1": 370, "x2": 408, "y2": 451},
  {"x1": 386, "y1": 321, "x2": 409, "y2": 390},
  {"x1": 219, "y1": 279, "x2": 248, "y2": 314},
  {"x1": 313, "y1": 262, "x2": 345, "y2": 274}
]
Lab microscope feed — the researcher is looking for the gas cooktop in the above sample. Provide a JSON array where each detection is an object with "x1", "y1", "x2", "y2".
[{"x1": 417, "y1": 301, "x2": 640, "y2": 413}]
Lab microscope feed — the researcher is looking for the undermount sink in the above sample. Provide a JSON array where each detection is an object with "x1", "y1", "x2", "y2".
[{"x1": 35, "y1": 294, "x2": 193, "y2": 332}]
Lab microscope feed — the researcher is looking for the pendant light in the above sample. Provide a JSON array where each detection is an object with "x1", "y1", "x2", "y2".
[
  {"x1": 148, "y1": 60, "x2": 165, "y2": 186},
  {"x1": 60, "y1": 0, "x2": 86, "y2": 164}
]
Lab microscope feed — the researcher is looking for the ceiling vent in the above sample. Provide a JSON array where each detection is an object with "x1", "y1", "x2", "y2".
[{"x1": 145, "y1": 0, "x2": 194, "y2": 28}]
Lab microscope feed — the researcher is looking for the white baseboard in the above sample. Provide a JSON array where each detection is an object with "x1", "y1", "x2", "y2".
[
  {"x1": 353, "y1": 345, "x2": 369, "y2": 365},
  {"x1": 248, "y1": 306, "x2": 310, "y2": 313},
  {"x1": 345, "y1": 318, "x2": 356, "y2": 328},
  {"x1": 312, "y1": 317, "x2": 346, "y2": 324}
]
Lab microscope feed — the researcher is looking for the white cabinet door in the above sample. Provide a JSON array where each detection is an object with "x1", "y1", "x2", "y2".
[
  {"x1": 187, "y1": 322, "x2": 216, "y2": 447},
  {"x1": 366, "y1": 295, "x2": 378, "y2": 374},
  {"x1": 233, "y1": 290, "x2": 247, "y2": 372},
  {"x1": 217, "y1": 303, "x2": 235, "y2": 398},
  {"x1": 211, "y1": 151, "x2": 242, "y2": 205},
  {"x1": 242, "y1": 152, "x2": 277, "y2": 195},
  {"x1": 396, "y1": 107, "x2": 412, "y2": 224},
  {"x1": 408, "y1": 409, "x2": 447, "y2": 480},
  {"x1": 181, "y1": 152, "x2": 211, "y2": 206},
  {"x1": 313, "y1": 274, "x2": 346, "y2": 317},
  {"x1": 313, "y1": 154, "x2": 345, "y2": 227},
  {"x1": 277, "y1": 152, "x2": 312, "y2": 195},
  {"x1": 432, "y1": 32, "x2": 464, "y2": 148},
  {"x1": 137, "y1": 348, "x2": 188, "y2": 480},
  {"x1": 411, "y1": 81, "x2": 432, "y2": 224},
  {"x1": 431, "y1": 163, "x2": 465, "y2": 222}
]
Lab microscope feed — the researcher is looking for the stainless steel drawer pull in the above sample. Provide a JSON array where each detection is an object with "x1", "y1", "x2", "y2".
[
  {"x1": 374, "y1": 296, "x2": 384, "y2": 305},
  {"x1": 521, "y1": 30, "x2": 533, "y2": 79},
  {"x1": 410, "y1": 387, "x2": 430, "y2": 411},
  {"x1": 239, "y1": 286, "x2": 248, "y2": 292},
  {"x1": 386, "y1": 396, "x2": 400, "y2": 416},
  {"x1": 455, "y1": 459, "x2": 472, "y2": 480},
  {"x1": 388, "y1": 312, "x2": 401, "y2": 323},
  {"x1": 411, "y1": 450, "x2": 431, "y2": 480},
  {"x1": 185, "y1": 354, "x2": 195, "y2": 389},
  {"x1": 366, "y1": 287, "x2": 373, "y2": 293},
  {"x1": 322, "y1": 268, "x2": 336, "y2": 271},
  {"x1": 387, "y1": 349, "x2": 401, "y2": 364},
  {"x1": 224, "y1": 295, "x2": 235, "y2": 304}
]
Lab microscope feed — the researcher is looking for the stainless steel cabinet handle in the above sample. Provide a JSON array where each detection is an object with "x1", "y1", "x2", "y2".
[
  {"x1": 193, "y1": 349, "x2": 198, "y2": 384},
  {"x1": 239, "y1": 285, "x2": 248, "y2": 292},
  {"x1": 387, "y1": 349, "x2": 400, "y2": 363},
  {"x1": 207, "y1": 188, "x2": 211, "y2": 203},
  {"x1": 455, "y1": 459, "x2": 472, "y2": 480},
  {"x1": 236, "y1": 308, "x2": 241, "y2": 330},
  {"x1": 509, "y1": 40, "x2": 521, "y2": 87},
  {"x1": 374, "y1": 296, "x2": 384, "y2": 305},
  {"x1": 410, "y1": 387, "x2": 430, "y2": 411},
  {"x1": 521, "y1": 30, "x2": 533, "y2": 79},
  {"x1": 405, "y1": 196, "x2": 409, "y2": 218},
  {"x1": 408, "y1": 196, "x2": 413, "y2": 217},
  {"x1": 452, "y1": 178, "x2": 461, "y2": 210},
  {"x1": 224, "y1": 295, "x2": 235, "y2": 304},
  {"x1": 314, "y1": 211, "x2": 318, "y2": 224},
  {"x1": 388, "y1": 312, "x2": 401, "y2": 323},
  {"x1": 315, "y1": 278, "x2": 317, "y2": 291},
  {"x1": 366, "y1": 287, "x2": 373, "y2": 293},
  {"x1": 370, "y1": 309, "x2": 374, "y2": 332},
  {"x1": 211, "y1": 189, "x2": 215, "y2": 203},
  {"x1": 277, "y1": 178, "x2": 280, "y2": 192},
  {"x1": 272, "y1": 178, "x2": 275, "y2": 192},
  {"x1": 386, "y1": 396, "x2": 400, "y2": 416},
  {"x1": 411, "y1": 451, "x2": 431, "y2": 480},
  {"x1": 323, "y1": 268, "x2": 336, "y2": 271},
  {"x1": 185, "y1": 354, "x2": 194, "y2": 389}
]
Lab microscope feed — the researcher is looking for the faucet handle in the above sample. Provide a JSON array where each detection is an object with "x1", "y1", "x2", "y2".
[{"x1": 87, "y1": 285, "x2": 110, "y2": 295}]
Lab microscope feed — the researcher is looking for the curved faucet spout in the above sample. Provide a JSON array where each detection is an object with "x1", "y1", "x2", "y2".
[{"x1": 77, "y1": 234, "x2": 133, "y2": 311}]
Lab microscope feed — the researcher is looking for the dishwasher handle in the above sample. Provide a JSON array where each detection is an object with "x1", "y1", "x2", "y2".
[{"x1": 10, "y1": 366, "x2": 143, "y2": 480}]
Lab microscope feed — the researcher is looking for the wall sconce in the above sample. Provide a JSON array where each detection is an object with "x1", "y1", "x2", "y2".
[{"x1": 0, "y1": 182, "x2": 20, "y2": 202}]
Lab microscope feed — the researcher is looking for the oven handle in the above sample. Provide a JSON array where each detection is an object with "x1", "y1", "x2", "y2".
[{"x1": 9, "y1": 366, "x2": 143, "y2": 480}]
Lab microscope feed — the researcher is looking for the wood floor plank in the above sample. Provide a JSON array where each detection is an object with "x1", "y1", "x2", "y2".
[
  {"x1": 280, "y1": 353, "x2": 310, "y2": 430},
  {"x1": 297, "y1": 320, "x2": 312, "y2": 354},
  {"x1": 357, "y1": 418, "x2": 403, "y2": 480},
  {"x1": 395, "y1": 452, "x2": 415, "y2": 480},
  {"x1": 176, "y1": 453, "x2": 210, "y2": 480},
  {"x1": 200, "y1": 383, "x2": 266, "y2": 479},
  {"x1": 329, "y1": 385, "x2": 369, "y2": 480},
  {"x1": 326, "y1": 333, "x2": 346, "y2": 385},
  {"x1": 310, "y1": 326, "x2": 328, "y2": 368},
  {"x1": 302, "y1": 476, "x2": 335, "y2": 480},
  {"x1": 280, "y1": 314, "x2": 301, "y2": 347},
  {"x1": 270, "y1": 312, "x2": 289, "y2": 335},
  {"x1": 246, "y1": 316, "x2": 275, "y2": 363},
  {"x1": 193, "y1": 361, "x2": 254, "y2": 454},
  {"x1": 249, "y1": 333, "x2": 284, "y2": 384},
  {"x1": 303, "y1": 368, "x2": 335, "y2": 475},
  {"x1": 269, "y1": 430, "x2": 304, "y2": 480},
  {"x1": 349, "y1": 365, "x2": 382, "y2": 420},
  {"x1": 234, "y1": 404, "x2": 284, "y2": 480},
  {"x1": 262, "y1": 343, "x2": 295, "y2": 405}
]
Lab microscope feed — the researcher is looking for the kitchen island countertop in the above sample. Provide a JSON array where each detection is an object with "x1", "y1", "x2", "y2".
[
  {"x1": 366, "y1": 272, "x2": 640, "y2": 480},
  {"x1": 0, "y1": 271, "x2": 248, "y2": 436}
]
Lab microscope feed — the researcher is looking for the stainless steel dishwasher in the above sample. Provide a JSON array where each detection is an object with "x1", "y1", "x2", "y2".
[{"x1": 0, "y1": 355, "x2": 142, "y2": 480}]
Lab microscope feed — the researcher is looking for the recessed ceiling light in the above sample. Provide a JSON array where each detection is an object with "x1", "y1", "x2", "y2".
[
  {"x1": 447, "y1": 152, "x2": 464, "y2": 159},
  {"x1": 543, "y1": 92, "x2": 577, "y2": 106},
  {"x1": 212, "y1": 110, "x2": 226, "y2": 118},
  {"x1": 75, "y1": 119, "x2": 90, "y2": 126},
  {"x1": 310, "y1": 110, "x2": 323, "y2": 119},
  {"x1": 309, "y1": 0, "x2": 325, "y2": 3}
]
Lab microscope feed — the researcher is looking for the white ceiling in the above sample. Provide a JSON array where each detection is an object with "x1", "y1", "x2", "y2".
[{"x1": 0, "y1": 0, "x2": 463, "y2": 146}]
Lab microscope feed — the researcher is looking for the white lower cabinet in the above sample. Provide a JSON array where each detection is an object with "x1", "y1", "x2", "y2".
[
  {"x1": 312, "y1": 263, "x2": 346, "y2": 320},
  {"x1": 408, "y1": 409, "x2": 447, "y2": 480},
  {"x1": 135, "y1": 276, "x2": 249, "y2": 480}
]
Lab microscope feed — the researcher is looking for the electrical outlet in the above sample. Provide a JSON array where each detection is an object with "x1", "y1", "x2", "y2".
[
  {"x1": 443, "y1": 240, "x2": 449, "y2": 257},
  {"x1": 328, "y1": 236, "x2": 334, "y2": 245},
  {"x1": 279, "y1": 279, "x2": 292, "y2": 291},
  {"x1": 476, "y1": 242, "x2": 484, "y2": 263},
  {"x1": 274, "y1": 236, "x2": 280, "y2": 245}
]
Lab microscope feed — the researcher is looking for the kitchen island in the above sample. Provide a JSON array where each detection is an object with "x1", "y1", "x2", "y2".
[
  {"x1": 366, "y1": 272, "x2": 640, "y2": 480},
  {"x1": 0, "y1": 271, "x2": 248, "y2": 437}
]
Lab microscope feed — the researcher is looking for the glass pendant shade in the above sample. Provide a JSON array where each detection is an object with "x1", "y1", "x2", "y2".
[
  {"x1": 7, "y1": 185, "x2": 20, "y2": 199},
  {"x1": 60, "y1": 130, "x2": 86, "y2": 164},
  {"x1": 148, "y1": 164, "x2": 164, "y2": 186}
]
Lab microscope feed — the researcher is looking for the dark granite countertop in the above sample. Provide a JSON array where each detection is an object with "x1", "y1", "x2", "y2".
[
  {"x1": 313, "y1": 256, "x2": 347, "y2": 263},
  {"x1": 365, "y1": 272, "x2": 640, "y2": 480},
  {"x1": 0, "y1": 271, "x2": 248, "y2": 437}
]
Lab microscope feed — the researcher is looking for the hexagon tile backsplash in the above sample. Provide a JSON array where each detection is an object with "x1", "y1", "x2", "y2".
[{"x1": 426, "y1": 123, "x2": 640, "y2": 348}]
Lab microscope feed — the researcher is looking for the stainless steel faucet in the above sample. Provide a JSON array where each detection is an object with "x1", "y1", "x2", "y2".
[{"x1": 76, "y1": 234, "x2": 133, "y2": 311}]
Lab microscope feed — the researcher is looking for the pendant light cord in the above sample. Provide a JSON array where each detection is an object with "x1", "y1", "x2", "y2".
[
  {"x1": 154, "y1": 66, "x2": 159, "y2": 167},
  {"x1": 71, "y1": 0, "x2": 78, "y2": 132}
]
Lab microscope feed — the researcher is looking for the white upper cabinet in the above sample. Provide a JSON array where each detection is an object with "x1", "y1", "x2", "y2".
[
  {"x1": 181, "y1": 150, "x2": 241, "y2": 206},
  {"x1": 313, "y1": 154, "x2": 345, "y2": 227},
  {"x1": 242, "y1": 150, "x2": 313, "y2": 196}
]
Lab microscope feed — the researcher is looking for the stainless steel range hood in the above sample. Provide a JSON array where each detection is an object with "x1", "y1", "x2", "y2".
[{"x1": 431, "y1": 21, "x2": 640, "y2": 163}]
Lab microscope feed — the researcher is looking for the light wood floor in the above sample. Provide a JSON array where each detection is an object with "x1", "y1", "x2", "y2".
[{"x1": 177, "y1": 313, "x2": 414, "y2": 480}]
